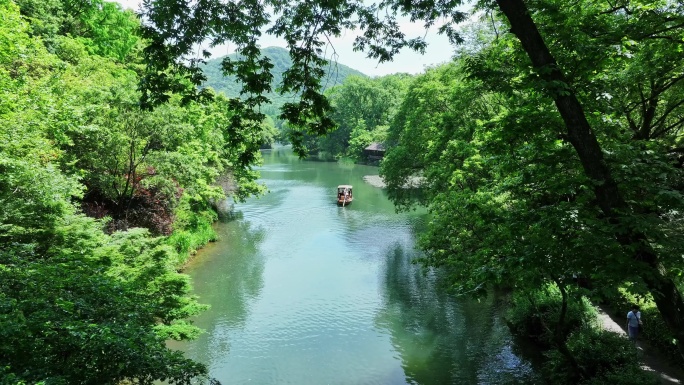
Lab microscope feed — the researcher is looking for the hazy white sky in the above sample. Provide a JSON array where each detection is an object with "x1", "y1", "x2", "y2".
[{"x1": 114, "y1": 0, "x2": 460, "y2": 76}]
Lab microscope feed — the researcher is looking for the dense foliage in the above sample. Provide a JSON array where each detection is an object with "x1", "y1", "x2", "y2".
[
  {"x1": 275, "y1": 73, "x2": 413, "y2": 160},
  {"x1": 506, "y1": 287, "x2": 660, "y2": 384},
  {"x1": 1, "y1": 0, "x2": 266, "y2": 382},
  {"x1": 318, "y1": 74, "x2": 413, "y2": 161}
]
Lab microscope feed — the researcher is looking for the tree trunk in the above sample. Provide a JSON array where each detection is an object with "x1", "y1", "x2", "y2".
[
  {"x1": 554, "y1": 279, "x2": 584, "y2": 380},
  {"x1": 495, "y1": 0, "x2": 684, "y2": 358}
]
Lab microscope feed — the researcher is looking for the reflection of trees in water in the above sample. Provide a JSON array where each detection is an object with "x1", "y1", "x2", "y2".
[
  {"x1": 179, "y1": 216, "x2": 267, "y2": 363},
  {"x1": 376, "y1": 245, "x2": 539, "y2": 385}
]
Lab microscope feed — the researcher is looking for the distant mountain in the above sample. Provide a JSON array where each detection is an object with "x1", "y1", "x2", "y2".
[{"x1": 201, "y1": 46, "x2": 367, "y2": 117}]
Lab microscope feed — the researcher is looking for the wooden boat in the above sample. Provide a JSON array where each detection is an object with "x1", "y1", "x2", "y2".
[{"x1": 337, "y1": 185, "x2": 353, "y2": 206}]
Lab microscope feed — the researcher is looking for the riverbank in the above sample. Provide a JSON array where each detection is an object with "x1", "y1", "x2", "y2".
[
  {"x1": 363, "y1": 175, "x2": 386, "y2": 187},
  {"x1": 362, "y1": 174, "x2": 424, "y2": 188},
  {"x1": 169, "y1": 172, "x2": 240, "y2": 270}
]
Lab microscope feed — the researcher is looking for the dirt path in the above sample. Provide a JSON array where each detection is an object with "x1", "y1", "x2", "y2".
[{"x1": 597, "y1": 305, "x2": 683, "y2": 384}]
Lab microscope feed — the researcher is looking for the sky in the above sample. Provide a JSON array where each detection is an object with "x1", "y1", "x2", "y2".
[{"x1": 114, "y1": 0, "x2": 461, "y2": 76}]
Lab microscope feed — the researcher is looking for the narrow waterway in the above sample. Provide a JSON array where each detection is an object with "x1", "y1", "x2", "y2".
[{"x1": 173, "y1": 146, "x2": 540, "y2": 384}]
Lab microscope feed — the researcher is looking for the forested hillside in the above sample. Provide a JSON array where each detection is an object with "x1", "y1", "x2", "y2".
[
  {"x1": 0, "y1": 0, "x2": 265, "y2": 383},
  {"x1": 202, "y1": 46, "x2": 367, "y2": 120}
]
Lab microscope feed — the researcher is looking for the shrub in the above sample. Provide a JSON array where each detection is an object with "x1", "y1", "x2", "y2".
[
  {"x1": 507, "y1": 284, "x2": 597, "y2": 348},
  {"x1": 584, "y1": 365, "x2": 660, "y2": 385},
  {"x1": 571, "y1": 329, "x2": 638, "y2": 377},
  {"x1": 544, "y1": 329, "x2": 657, "y2": 385}
]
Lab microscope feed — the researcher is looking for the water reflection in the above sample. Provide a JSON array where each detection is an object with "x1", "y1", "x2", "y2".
[{"x1": 377, "y1": 245, "x2": 541, "y2": 385}]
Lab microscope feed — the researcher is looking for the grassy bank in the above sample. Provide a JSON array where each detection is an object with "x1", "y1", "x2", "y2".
[{"x1": 165, "y1": 197, "x2": 220, "y2": 268}]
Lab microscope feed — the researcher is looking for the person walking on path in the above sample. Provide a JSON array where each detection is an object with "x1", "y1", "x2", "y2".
[
  {"x1": 627, "y1": 305, "x2": 642, "y2": 342},
  {"x1": 598, "y1": 304, "x2": 682, "y2": 383}
]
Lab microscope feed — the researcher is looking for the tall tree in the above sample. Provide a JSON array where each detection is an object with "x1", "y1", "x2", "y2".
[
  {"x1": 493, "y1": 0, "x2": 684, "y2": 357},
  {"x1": 2, "y1": 0, "x2": 269, "y2": 382}
]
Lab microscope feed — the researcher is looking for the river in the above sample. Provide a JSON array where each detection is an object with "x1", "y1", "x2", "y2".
[{"x1": 172, "y1": 146, "x2": 540, "y2": 385}]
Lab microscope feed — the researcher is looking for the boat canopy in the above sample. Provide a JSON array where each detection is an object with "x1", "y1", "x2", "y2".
[{"x1": 337, "y1": 185, "x2": 352, "y2": 191}]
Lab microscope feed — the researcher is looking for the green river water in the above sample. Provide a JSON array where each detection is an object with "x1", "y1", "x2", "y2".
[{"x1": 172, "y1": 146, "x2": 540, "y2": 384}]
